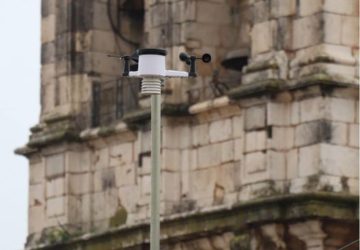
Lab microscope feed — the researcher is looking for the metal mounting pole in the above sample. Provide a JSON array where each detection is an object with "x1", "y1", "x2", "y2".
[{"x1": 143, "y1": 77, "x2": 161, "y2": 250}]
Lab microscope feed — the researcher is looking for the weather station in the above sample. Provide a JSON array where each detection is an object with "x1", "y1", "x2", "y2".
[{"x1": 109, "y1": 48, "x2": 211, "y2": 250}]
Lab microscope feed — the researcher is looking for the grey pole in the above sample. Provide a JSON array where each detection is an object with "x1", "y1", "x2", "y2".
[{"x1": 150, "y1": 82, "x2": 161, "y2": 250}]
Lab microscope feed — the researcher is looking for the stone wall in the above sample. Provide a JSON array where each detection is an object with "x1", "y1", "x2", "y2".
[{"x1": 17, "y1": 0, "x2": 359, "y2": 249}]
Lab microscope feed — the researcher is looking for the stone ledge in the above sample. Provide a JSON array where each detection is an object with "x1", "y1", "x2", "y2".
[
  {"x1": 228, "y1": 74, "x2": 358, "y2": 101},
  {"x1": 31, "y1": 193, "x2": 358, "y2": 250}
]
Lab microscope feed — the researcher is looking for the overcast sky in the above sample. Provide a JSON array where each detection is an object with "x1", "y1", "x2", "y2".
[{"x1": 0, "y1": 0, "x2": 40, "y2": 249}]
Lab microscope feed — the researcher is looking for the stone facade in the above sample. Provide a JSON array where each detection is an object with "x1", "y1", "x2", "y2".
[{"x1": 16, "y1": 0, "x2": 358, "y2": 249}]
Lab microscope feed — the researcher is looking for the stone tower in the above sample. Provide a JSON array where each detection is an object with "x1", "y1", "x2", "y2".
[{"x1": 16, "y1": 0, "x2": 359, "y2": 249}]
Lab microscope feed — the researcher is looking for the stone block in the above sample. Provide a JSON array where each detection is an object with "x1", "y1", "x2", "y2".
[
  {"x1": 92, "y1": 189, "x2": 118, "y2": 221},
  {"x1": 41, "y1": 15, "x2": 56, "y2": 44},
  {"x1": 47, "y1": 196, "x2": 65, "y2": 217},
  {"x1": 293, "y1": 14, "x2": 322, "y2": 49},
  {"x1": 162, "y1": 149, "x2": 181, "y2": 172},
  {"x1": 41, "y1": 41, "x2": 55, "y2": 64},
  {"x1": 300, "y1": 97, "x2": 325, "y2": 123},
  {"x1": 251, "y1": 21, "x2": 276, "y2": 55},
  {"x1": 289, "y1": 220, "x2": 326, "y2": 249},
  {"x1": 29, "y1": 206, "x2": 45, "y2": 233},
  {"x1": 46, "y1": 154, "x2": 65, "y2": 179},
  {"x1": 299, "y1": 144, "x2": 320, "y2": 177},
  {"x1": 46, "y1": 177, "x2": 65, "y2": 198},
  {"x1": 270, "y1": 127, "x2": 294, "y2": 150},
  {"x1": 86, "y1": 52, "x2": 122, "y2": 75},
  {"x1": 330, "y1": 122, "x2": 347, "y2": 145},
  {"x1": 92, "y1": 1, "x2": 112, "y2": 31},
  {"x1": 245, "y1": 130, "x2": 267, "y2": 153},
  {"x1": 66, "y1": 150, "x2": 91, "y2": 173},
  {"x1": 192, "y1": 123, "x2": 209, "y2": 146},
  {"x1": 184, "y1": 22, "x2": 221, "y2": 47},
  {"x1": 162, "y1": 171, "x2": 180, "y2": 202},
  {"x1": 29, "y1": 184, "x2": 45, "y2": 207},
  {"x1": 299, "y1": 0, "x2": 322, "y2": 16},
  {"x1": 349, "y1": 124, "x2": 359, "y2": 147},
  {"x1": 91, "y1": 30, "x2": 117, "y2": 54},
  {"x1": 119, "y1": 185, "x2": 139, "y2": 213},
  {"x1": 320, "y1": 144, "x2": 358, "y2": 177},
  {"x1": 197, "y1": 144, "x2": 221, "y2": 168},
  {"x1": 326, "y1": 97, "x2": 355, "y2": 123},
  {"x1": 109, "y1": 142, "x2": 133, "y2": 167},
  {"x1": 93, "y1": 147, "x2": 109, "y2": 169},
  {"x1": 267, "y1": 102, "x2": 290, "y2": 126},
  {"x1": 221, "y1": 140, "x2": 234, "y2": 163},
  {"x1": 30, "y1": 162, "x2": 44, "y2": 185},
  {"x1": 290, "y1": 101, "x2": 300, "y2": 125},
  {"x1": 41, "y1": 63, "x2": 55, "y2": 86},
  {"x1": 295, "y1": 120, "x2": 328, "y2": 147},
  {"x1": 287, "y1": 149, "x2": 298, "y2": 179},
  {"x1": 323, "y1": 13, "x2": 342, "y2": 44},
  {"x1": 341, "y1": 16, "x2": 359, "y2": 47},
  {"x1": 209, "y1": 119, "x2": 232, "y2": 143},
  {"x1": 172, "y1": 0, "x2": 196, "y2": 24},
  {"x1": 41, "y1": 0, "x2": 56, "y2": 17},
  {"x1": 232, "y1": 115, "x2": 244, "y2": 138},
  {"x1": 244, "y1": 151, "x2": 266, "y2": 174},
  {"x1": 115, "y1": 163, "x2": 136, "y2": 187},
  {"x1": 245, "y1": 105, "x2": 266, "y2": 131},
  {"x1": 270, "y1": 0, "x2": 296, "y2": 17},
  {"x1": 141, "y1": 175, "x2": 151, "y2": 196},
  {"x1": 323, "y1": 0, "x2": 358, "y2": 15},
  {"x1": 253, "y1": 1, "x2": 270, "y2": 23},
  {"x1": 190, "y1": 149, "x2": 198, "y2": 170},
  {"x1": 267, "y1": 151, "x2": 286, "y2": 180},
  {"x1": 190, "y1": 168, "x2": 217, "y2": 200},
  {"x1": 234, "y1": 138, "x2": 244, "y2": 161},
  {"x1": 196, "y1": 1, "x2": 230, "y2": 25},
  {"x1": 69, "y1": 173, "x2": 92, "y2": 195}
]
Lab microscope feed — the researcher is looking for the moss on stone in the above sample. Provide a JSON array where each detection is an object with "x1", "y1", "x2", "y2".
[{"x1": 109, "y1": 206, "x2": 128, "y2": 228}]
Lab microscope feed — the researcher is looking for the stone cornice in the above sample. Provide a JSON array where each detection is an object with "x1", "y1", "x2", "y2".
[{"x1": 31, "y1": 193, "x2": 358, "y2": 250}]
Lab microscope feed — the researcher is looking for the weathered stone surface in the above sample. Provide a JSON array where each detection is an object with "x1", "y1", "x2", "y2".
[
  {"x1": 323, "y1": 0, "x2": 359, "y2": 15},
  {"x1": 270, "y1": 0, "x2": 296, "y2": 17},
  {"x1": 320, "y1": 144, "x2": 358, "y2": 177},
  {"x1": 162, "y1": 171, "x2": 180, "y2": 202},
  {"x1": 287, "y1": 149, "x2": 298, "y2": 179},
  {"x1": 221, "y1": 140, "x2": 234, "y2": 163},
  {"x1": 245, "y1": 130, "x2": 267, "y2": 153},
  {"x1": 244, "y1": 151, "x2": 266, "y2": 174},
  {"x1": 30, "y1": 162, "x2": 44, "y2": 185},
  {"x1": 326, "y1": 97, "x2": 355, "y2": 123},
  {"x1": 46, "y1": 196, "x2": 65, "y2": 217},
  {"x1": 69, "y1": 173, "x2": 91, "y2": 195},
  {"x1": 251, "y1": 21, "x2": 276, "y2": 55},
  {"x1": 267, "y1": 102, "x2": 290, "y2": 125},
  {"x1": 299, "y1": 0, "x2": 322, "y2": 16},
  {"x1": 341, "y1": 16, "x2": 359, "y2": 47},
  {"x1": 209, "y1": 119, "x2": 232, "y2": 143},
  {"x1": 197, "y1": 144, "x2": 221, "y2": 168},
  {"x1": 46, "y1": 177, "x2": 65, "y2": 198},
  {"x1": 29, "y1": 206, "x2": 46, "y2": 233},
  {"x1": 323, "y1": 13, "x2": 342, "y2": 44},
  {"x1": 299, "y1": 144, "x2": 320, "y2": 177},
  {"x1": 293, "y1": 14, "x2": 322, "y2": 49},
  {"x1": 42, "y1": 15, "x2": 56, "y2": 44},
  {"x1": 300, "y1": 97, "x2": 325, "y2": 122},
  {"x1": 348, "y1": 124, "x2": 359, "y2": 147},
  {"x1": 192, "y1": 123, "x2": 210, "y2": 146},
  {"x1": 162, "y1": 149, "x2": 181, "y2": 171},
  {"x1": 232, "y1": 115, "x2": 244, "y2": 138},
  {"x1": 289, "y1": 220, "x2": 326, "y2": 249},
  {"x1": 29, "y1": 184, "x2": 45, "y2": 207},
  {"x1": 270, "y1": 127, "x2": 294, "y2": 150},
  {"x1": 245, "y1": 105, "x2": 266, "y2": 131},
  {"x1": 46, "y1": 154, "x2": 65, "y2": 178}
]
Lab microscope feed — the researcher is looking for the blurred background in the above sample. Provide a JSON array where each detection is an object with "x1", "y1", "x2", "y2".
[{"x1": 0, "y1": 0, "x2": 40, "y2": 249}]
